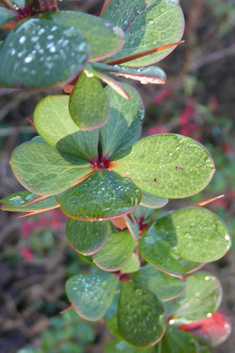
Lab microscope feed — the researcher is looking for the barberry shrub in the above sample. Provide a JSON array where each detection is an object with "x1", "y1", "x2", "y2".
[{"x1": 0, "y1": 0, "x2": 231, "y2": 352}]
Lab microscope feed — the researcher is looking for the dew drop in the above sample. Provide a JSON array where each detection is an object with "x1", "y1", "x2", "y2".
[
  {"x1": 24, "y1": 54, "x2": 34, "y2": 63},
  {"x1": 148, "y1": 19, "x2": 154, "y2": 25},
  {"x1": 19, "y1": 36, "x2": 26, "y2": 44},
  {"x1": 169, "y1": 153, "x2": 174, "y2": 157},
  {"x1": 10, "y1": 48, "x2": 16, "y2": 56},
  {"x1": 31, "y1": 36, "x2": 39, "y2": 43}
]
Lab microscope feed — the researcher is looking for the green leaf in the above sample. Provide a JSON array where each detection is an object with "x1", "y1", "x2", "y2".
[
  {"x1": 66, "y1": 219, "x2": 109, "y2": 255},
  {"x1": 34, "y1": 95, "x2": 98, "y2": 160},
  {"x1": 176, "y1": 257, "x2": 205, "y2": 275},
  {"x1": 172, "y1": 272, "x2": 222, "y2": 325},
  {"x1": 121, "y1": 253, "x2": 140, "y2": 273},
  {"x1": 69, "y1": 71, "x2": 110, "y2": 130},
  {"x1": 139, "y1": 231, "x2": 186, "y2": 278},
  {"x1": 10, "y1": 139, "x2": 92, "y2": 196},
  {"x1": 85, "y1": 64, "x2": 130, "y2": 100},
  {"x1": 40, "y1": 11, "x2": 125, "y2": 61},
  {"x1": 105, "y1": 338, "x2": 154, "y2": 353},
  {"x1": 103, "y1": 0, "x2": 184, "y2": 67},
  {"x1": 0, "y1": 191, "x2": 58, "y2": 212},
  {"x1": 93, "y1": 229, "x2": 136, "y2": 271},
  {"x1": 141, "y1": 191, "x2": 168, "y2": 208},
  {"x1": 66, "y1": 271, "x2": 119, "y2": 321},
  {"x1": 118, "y1": 281, "x2": 166, "y2": 347},
  {"x1": 100, "y1": 84, "x2": 144, "y2": 158},
  {"x1": 92, "y1": 63, "x2": 167, "y2": 84},
  {"x1": 0, "y1": 8, "x2": 16, "y2": 27},
  {"x1": 153, "y1": 207, "x2": 231, "y2": 262},
  {"x1": 60, "y1": 169, "x2": 141, "y2": 220},
  {"x1": 0, "y1": 18, "x2": 91, "y2": 88},
  {"x1": 113, "y1": 134, "x2": 215, "y2": 199},
  {"x1": 130, "y1": 264, "x2": 185, "y2": 301},
  {"x1": 161, "y1": 326, "x2": 198, "y2": 353}
]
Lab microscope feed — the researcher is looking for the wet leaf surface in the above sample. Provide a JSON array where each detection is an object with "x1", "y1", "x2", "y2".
[
  {"x1": 103, "y1": 0, "x2": 184, "y2": 66},
  {"x1": 66, "y1": 271, "x2": 119, "y2": 320},
  {"x1": 60, "y1": 169, "x2": 141, "y2": 220},
  {"x1": 172, "y1": 272, "x2": 222, "y2": 325},
  {"x1": 0, "y1": 18, "x2": 91, "y2": 88},
  {"x1": 113, "y1": 134, "x2": 215, "y2": 199},
  {"x1": 66, "y1": 219, "x2": 109, "y2": 255},
  {"x1": 118, "y1": 281, "x2": 166, "y2": 347},
  {"x1": 93, "y1": 229, "x2": 136, "y2": 271}
]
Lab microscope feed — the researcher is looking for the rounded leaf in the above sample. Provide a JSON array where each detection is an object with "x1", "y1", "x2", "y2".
[
  {"x1": 93, "y1": 229, "x2": 136, "y2": 271},
  {"x1": 0, "y1": 18, "x2": 91, "y2": 88},
  {"x1": 66, "y1": 218, "x2": 109, "y2": 255},
  {"x1": 10, "y1": 139, "x2": 92, "y2": 196},
  {"x1": 118, "y1": 281, "x2": 166, "y2": 347},
  {"x1": 121, "y1": 253, "x2": 140, "y2": 273},
  {"x1": 60, "y1": 169, "x2": 141, "y2": 220},
  {"x1": 103, "y1": 0, "x2": 184, "y2": 67},
  {"x1": 154, "y1": 207, "x2": 231, "y2": 262},
  {"x1": 66, "y1": 271, "x2": 119, "y2": 321},
  {"x1": 34, "y1": 95, "x2": 99, "y2": 160},
  {"x1": 69, "y1": 71, "x2": 110, "y2": 130},
  {"x1": 172, "y1": 272, "x2": 223, "y2": 325},
  {"x1": 113, "y1": 134, "x2": 215, "y2": 199}
]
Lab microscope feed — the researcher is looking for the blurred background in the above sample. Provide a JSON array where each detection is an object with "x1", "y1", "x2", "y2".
[{"x1": 0, "y1": 0, "x2": 235, "y2": 352}]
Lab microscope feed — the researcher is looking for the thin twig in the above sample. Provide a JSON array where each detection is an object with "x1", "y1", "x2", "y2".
[
  {"x1": 100, "y1": 0, "x2": 112, "y2": 17},
  {"x1": 106, "y1": 41, "x2": 184, "y2": 66},
  {"x1": 1, "y1": 0, "x2": 15, "y2": 11}
]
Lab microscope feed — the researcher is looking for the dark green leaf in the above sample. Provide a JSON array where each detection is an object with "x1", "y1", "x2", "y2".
[
  {"x1": 0, "y1": 8, "x2": 16, "y2": 27},
  {"x1": 40, "y1": 11, "x2": 125, "y2": 61},
  {"x1": 113, "y1": 134, "x2": 215, "y2": 199},
  {"x1": 92, "y1": 63, "x2": 167, "y2": 84},
  {"x1": 130, "y1": 264, "x2": 185, "y2": 301},
  {"x1": 66, "y1": 271, "x2": 119, "y2": 320},
  {"x1": 103, "y1": 0, "x2": 184, "y2": 67},
  {"x1": 139, "y1": 232, "x2": 186, "y2": 278},
  {"x1": 105, "y1": 338, "x2": 154, "y2": 353},
  {"x1": 118, "y1": 281, "x2": 166, "y2": 347},
  {"x1": 60, "y1": 169, "x2": 141, "y2": 220},
  {"x1": 100, "y1": 84, "x2": 144, "y2": 158},
  {"x1": 10, "y1": 139, "x2": 92, "y2": 196},
  {"x1": 93, "y1": 229, "x2": 136, "y2": 271},
  {"x1": 0, "y1": 18, "x2": 91, "y2": 88},
  {"x1": 121, "y1": 253, "x2": 140, "y2": 273},
  {"x1": 141, "y1": 191, "x2": 168, "y2": 208},
  {"x1": 161, "y1": 326, "x2": 198, "y2": 353},
  {"x1": 69, "y1": 71, "x2": 110, "y2": 130},
  {"x1": 172, "y1": 272, "x2": 222, "y2": 324},
  {"x1": 153, "y1": 207, "x2": 231, "y2": 262},
  {"x1": 66, "y1": 219, "x2": 109, "y2": 255},
  {"x1": 0, "y1": 191, "x2": 58, "y2": 212},
  {"x1": 34, "y1": 95, "x2": 99, "y2": 160}
]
